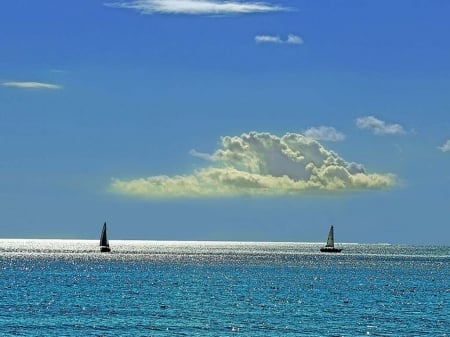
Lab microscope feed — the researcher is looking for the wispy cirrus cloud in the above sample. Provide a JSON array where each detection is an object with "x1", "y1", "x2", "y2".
[
  {"x1": 438, "y1": 139, "x2": 450, "y2": 152},
  {"x1": 2, "y1": 81, "x2": 61, "y2": 90},
  {"x1": 356, "y1": 116, "x2": 407, "y2": 135},
  {"x1": 255, "y1": 34, "x2": 303, "y2": 45},
  {"x1": 111, "y1": 131, "x2": 395, "y2": 198},
  {"x1": 105, "y1": 0, "x2": 289, "y2": 15},
  {"x1": 303, "y1": 126, "x2": 345, "y2": 142}
]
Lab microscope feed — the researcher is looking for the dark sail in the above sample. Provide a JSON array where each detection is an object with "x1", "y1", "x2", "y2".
[
  {"x1": 325, "y1": 225, "x2": 335, "y2": 248},
  {"x1": 100, "y1": 222, "x2": 111, "y2": 252},
  {"x1": 320, "y1": 225, "x2": 342, "y2": 253}
]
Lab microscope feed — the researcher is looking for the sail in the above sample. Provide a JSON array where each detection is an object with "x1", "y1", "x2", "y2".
[
  {"x1": 100, "y1": 222, "x2": 109, "y2": 247},
  {"x1": 320, "y1": 225, "x2": 341, "y2": 253},
  {"x1": 325, "y1": 225, "x2": 335, "y2": 247}
]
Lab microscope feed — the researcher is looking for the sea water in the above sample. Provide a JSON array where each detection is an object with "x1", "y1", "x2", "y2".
[{"x1": 0, "y1": 240, "x2": 448, "y2": 337}]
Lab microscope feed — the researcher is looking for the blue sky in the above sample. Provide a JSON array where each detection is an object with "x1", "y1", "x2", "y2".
[{"x1": 1, "y1": 0, "x2": 449, "y2": 244}]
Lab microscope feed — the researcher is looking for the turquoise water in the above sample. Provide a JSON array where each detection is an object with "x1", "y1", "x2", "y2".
[{"x1": 0, "y1": 240, "x2": 449, "y2": 336}]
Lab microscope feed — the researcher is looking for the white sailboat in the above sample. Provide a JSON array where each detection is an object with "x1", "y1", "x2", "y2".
[
  {"x1": 99, "y1": 222, "x2": 111, "y2": 252},
  {"x1": 320, "y1": 225, "x2": 342, "y2": 253}
]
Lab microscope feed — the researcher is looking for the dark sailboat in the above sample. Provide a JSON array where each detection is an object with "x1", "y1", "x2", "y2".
[
  {"x1": 99, "y1": 222, "x2": 111, "y2": 252},
  {"x1": 320, "y1": 225, "x2": 342, "y2": 253}
]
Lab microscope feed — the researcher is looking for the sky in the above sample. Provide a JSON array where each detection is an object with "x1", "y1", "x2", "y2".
[{"x1": 1, "y1": 0, "x2": 450, "y2": 244}]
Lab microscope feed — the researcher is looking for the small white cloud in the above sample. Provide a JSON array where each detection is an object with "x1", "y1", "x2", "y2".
[
  {"x1": 356, "y1": 116, "x2": 406, "y2": 135},
  {"x1": 189, "y1": 149, "x2": 214, "y2": 161},
  {"x1": 304, "y1": 126, "x2": 346, "y2": 142},
  {"x1": 255, "y1": 34, "x2": 303, "y2": 45},
  {"x1": 111, "y1": 131, "x2": 395, "y2": 198},
  {"x1": 2, "y1": 81, "x2": 61, "y2": 90},
  {"x1": 255, "y1": 35, "x2": 283, "y2": 44},
  {"x1": 106, "y1": 0, "x2": 289, "y2": 15},
  {"x1": 286, "y1": 34, "x2": 303, "y2": 45},
  {"x1": 438, "y1": 139, "x2": 450, "y2": 152}
]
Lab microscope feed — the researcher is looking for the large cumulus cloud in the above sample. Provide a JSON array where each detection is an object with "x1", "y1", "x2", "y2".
[{"x1": 111, "y1": 132, "x2": 396, "y2": 198}]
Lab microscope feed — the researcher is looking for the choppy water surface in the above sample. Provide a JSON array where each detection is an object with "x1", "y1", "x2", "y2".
[{"x1": 0, "y1": 240, "x2": 449, "y2": 336}]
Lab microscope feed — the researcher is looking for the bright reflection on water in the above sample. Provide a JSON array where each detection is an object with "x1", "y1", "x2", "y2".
[{"x1": 0, "y1": 240, "x2": 449, "y2": 336}]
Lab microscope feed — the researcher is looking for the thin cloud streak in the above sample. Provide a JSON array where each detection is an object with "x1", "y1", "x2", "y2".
[
  {"x1": 255, "y1": 34, "x2": 303, "y2": 45},
  {"x1": 255, "y1": 35, "x2": 283, "y2": 43},
  {"x1": 2, "y1": 81, "x2": 61, "y2": 90},
  {"x1": 356, "y1": 116, "x2": 406, "y2": 135},
  {"x1": 111, "y1": 131, "x2": 395, "y2": 198},
  {"x1": 106, "y1": 0, "x2": 290, "y2": 15},
  {"x1": 304, "y1": 126, "x2": 346, "y2": 142}
]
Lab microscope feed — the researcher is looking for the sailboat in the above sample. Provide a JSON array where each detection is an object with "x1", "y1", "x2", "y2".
[
  {"x1": 320, "y1": 225, "x2": 342, "y2": 253},
  {"x1": 99, "y1": 222, "x2": 111, "y2": 252}
]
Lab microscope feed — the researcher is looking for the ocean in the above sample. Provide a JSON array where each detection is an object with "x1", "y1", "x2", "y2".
[{"x1": 0, "y1": 240, "x2": 448, "y2": 336}]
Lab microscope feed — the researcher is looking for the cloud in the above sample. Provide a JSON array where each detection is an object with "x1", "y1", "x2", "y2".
[
  {"x1": 105, "y1": 0, "x2": 289, "y2": 15},
  {"x1": 356, "y1": 116, "x2": 406, "y2": 135},
  {"x1": 286, "y1": 34, "x2": 303, "y2": 44},
  {"x1": 304, "y1": 126, "x2": 345, "y2": 142},
  {"x1": 255, "y1": 35, "x2": 283, "y2": 44},
  {"x1": 111, "y1": 131, "x2": 396, "y2": 198},
  {"x1": 255, "y1": 34, "x2": 303, "y2": 45},
  {"x1": 438, "y1": 139, "x2": 450, "y2": 152},
  {"x1": 189, "y1": 149, "x2": 214, "y2": 161},
  {"x1": 2, "y1": 81, "x2": 61, "y2": 90}
]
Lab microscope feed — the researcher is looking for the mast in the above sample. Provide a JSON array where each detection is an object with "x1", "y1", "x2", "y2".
[{"x1": 326, "y1": 225, "x2": 335, "y2": 248}]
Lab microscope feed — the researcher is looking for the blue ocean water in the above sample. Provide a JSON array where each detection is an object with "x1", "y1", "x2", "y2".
[{"x1": 0, "y1": 240, "x2": 448, "y2": 337}]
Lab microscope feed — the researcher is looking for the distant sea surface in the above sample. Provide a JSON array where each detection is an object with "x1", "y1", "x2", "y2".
[{"x1": 1, "y1": 240, "x2": 449, "y2": 336}]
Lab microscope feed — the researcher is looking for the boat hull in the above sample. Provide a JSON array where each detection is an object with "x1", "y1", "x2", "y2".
[
  {"x1": 100, "y1": 246, "x2": 111, "y2": 253},
  {"x1": 320, "y1": 247, "x2": 342, "y2": 253}
]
